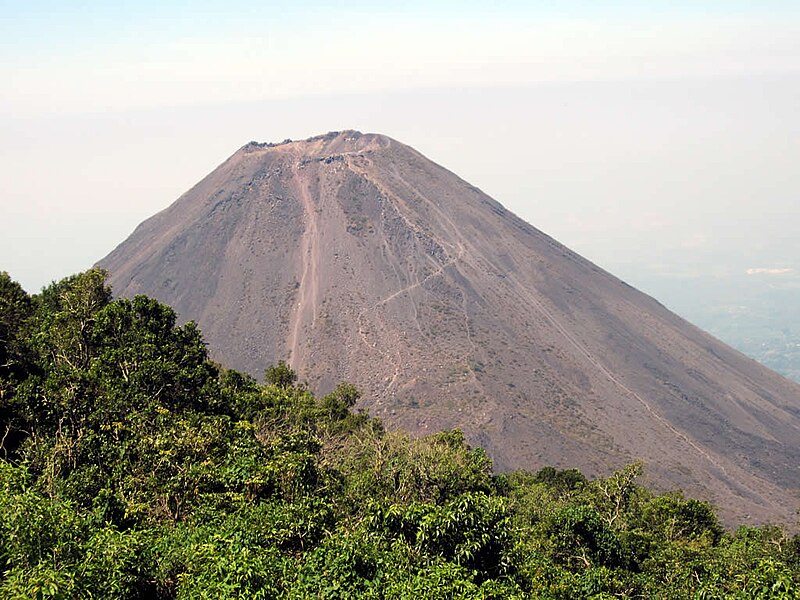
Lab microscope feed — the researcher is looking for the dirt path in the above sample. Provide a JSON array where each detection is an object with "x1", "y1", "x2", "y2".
[
  {"x1": 346, "y1": 155, "x2": 484, "y2": 401},
  {"x1": 384, "y1": 164, "x2": 482, "y2": 385},
  {"x1": 287, "y1": 163, "x2": 321, "y2": 370}
]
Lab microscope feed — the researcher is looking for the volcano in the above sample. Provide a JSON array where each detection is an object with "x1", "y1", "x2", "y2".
[{"x1": 99, "y1": 131, "x2": 800, "y2": 524}]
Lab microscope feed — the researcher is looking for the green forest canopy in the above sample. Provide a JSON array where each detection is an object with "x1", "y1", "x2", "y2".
[{"x1": 0, "y1": 269, "x2": 798, "y2": 599}]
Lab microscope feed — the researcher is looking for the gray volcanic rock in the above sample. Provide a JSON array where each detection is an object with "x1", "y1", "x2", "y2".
[{"x1": 99, "y1": 131, "x2": 800, "y2": 525}]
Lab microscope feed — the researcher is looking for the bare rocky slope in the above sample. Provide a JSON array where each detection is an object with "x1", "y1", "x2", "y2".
[{"x1": 99, "y1": 131, "x2": 800, "y2": 525}]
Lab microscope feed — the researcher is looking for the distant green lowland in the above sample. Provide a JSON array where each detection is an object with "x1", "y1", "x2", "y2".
[
  {"x1": 699, "y1": 304, "x2": 800, "y2": 385},
  {"x1": 1, "y1": 269, "x2": 798, "y2": 599},
  {"x1": 620, "y1": 267, "x2": 800, "y2": 384}
]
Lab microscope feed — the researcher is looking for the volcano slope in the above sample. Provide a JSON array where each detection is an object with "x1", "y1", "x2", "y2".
[{"x1": 99, "y1": 131, "x2": 800, "y2": 525}]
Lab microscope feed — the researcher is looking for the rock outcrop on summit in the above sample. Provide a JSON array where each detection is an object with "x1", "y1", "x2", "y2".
[{"x1": 99, "y1": 131, "x2": 800, "y2": 525}]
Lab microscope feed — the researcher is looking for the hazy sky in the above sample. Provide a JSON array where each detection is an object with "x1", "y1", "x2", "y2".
[{"x1": 2, "y1": 1, "x2": 799, "y2": 296}]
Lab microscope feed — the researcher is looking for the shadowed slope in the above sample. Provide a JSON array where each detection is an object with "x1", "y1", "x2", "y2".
[{"x1": 99, "y1": 131, "x2": 800, "y2": 525}]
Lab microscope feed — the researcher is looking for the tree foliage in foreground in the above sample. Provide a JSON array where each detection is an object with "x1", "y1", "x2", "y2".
[{"x1": 0, "y1": 269, "x2": 798, "y2": 598}]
